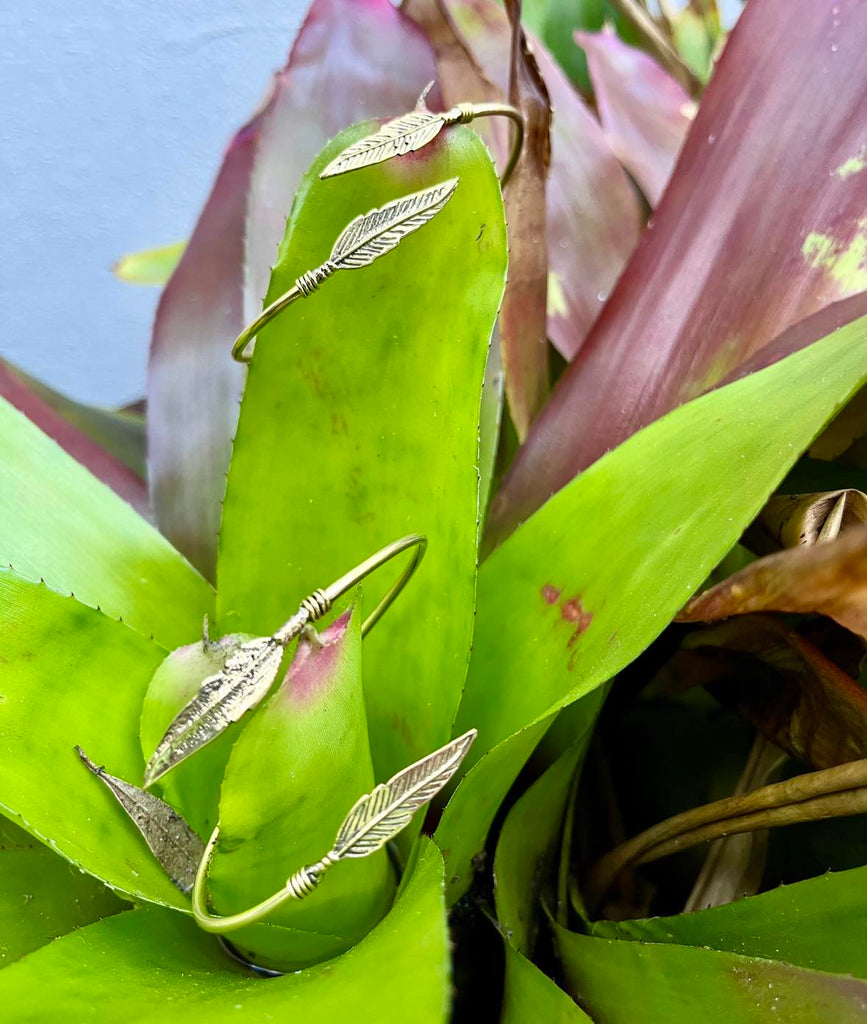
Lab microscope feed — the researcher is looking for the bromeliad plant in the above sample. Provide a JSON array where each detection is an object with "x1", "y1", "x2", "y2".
[{"x1": 2, "y1": 0, "x2": 867, "y2": 1019}]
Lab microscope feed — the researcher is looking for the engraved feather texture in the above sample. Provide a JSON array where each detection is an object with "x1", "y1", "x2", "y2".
[
  {"x1": 143, "y1": 637, "x2": 284, "y2": 788},
  {"x1": 327, "y1": 178, "x2": 459, "y2": 272},
  {"x1": 319, "y1": 111, "x2": 446, "y2": 178},
  {"x1": 330, "y1": 729, "x2": 476, "y2": 859},
  {"x1": 77, "y1": 747, "x2": 204, "y2": 892}
]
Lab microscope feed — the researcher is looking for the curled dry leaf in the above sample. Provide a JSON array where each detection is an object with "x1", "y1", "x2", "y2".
[
  {"x1": 76, "y1": 747, "x2": 204, "y2": 893},
  {"x1": 679, "y1": 616, "x2": 867, "y2": 771},
  {"x1": 678, "y1": 527, "x2": 867, "y2": 641},
  {"x1": 760, "y1": 490, "x2": 867, "y2": 548},
  {"x1": 143, "y1": 637, "x2": 285, "y2": 788},
  {"x1": 586, "y1": 756, "x2": 867, "y2": 913}
]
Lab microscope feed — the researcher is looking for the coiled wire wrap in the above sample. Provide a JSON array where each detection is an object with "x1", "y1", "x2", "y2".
[{"x1": 295, "y1": 262, "x2": 334, "y2": 297}]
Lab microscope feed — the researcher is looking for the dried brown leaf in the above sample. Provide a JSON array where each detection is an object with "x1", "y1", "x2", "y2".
[
  {"x1": 680, "y1": 616, "x2": 867, "y2": 769},
  {"x1": 679, "y1": 527, "x2": 867, "y2": 641},
  {"x1": 760, "y1": 490, "x2": 867, "y2": 548}
]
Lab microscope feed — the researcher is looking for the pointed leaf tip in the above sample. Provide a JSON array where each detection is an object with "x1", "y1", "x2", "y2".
[{"x1": 77, "y1": 746, "x2": 204, "y2": 892}]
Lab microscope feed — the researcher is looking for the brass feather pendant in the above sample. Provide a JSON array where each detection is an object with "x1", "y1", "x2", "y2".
[
  {"x1": 143, "y1": 636, "x2": 285, "y2": 788},
  {"x1": 320, "y1": 109, "x2": 448, "y2": 179},
  {"x1": 332, "y1": 729, "x2": 477, "y2": 859}
]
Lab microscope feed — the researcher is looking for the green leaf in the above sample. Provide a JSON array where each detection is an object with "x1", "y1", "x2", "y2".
[
  {"x1": 114, "y1": 241, "x2": 185, "y2": 286},
  {"x1": 0, "y1": 397, "x2": 213, "y2": 650},
  {"x1": 501, "y1": 943, "x2": 591, "y2": 1024},
  {"x1": 208, "y1": 604, "x2": 394, "y2": 970},
  {"x1": 217, "y1": 123, "x2": 507, "y2": 786},
  {"x1": 494, "y1": 739, "x2": 586, "y2": 955},
  {"x1": 443, "y1": 316, "x2": 867, "y2": 900},
  {"x1": 553, "y1": 925, "x2": 867, "y2": 1024},
  {"x1": 0, "y1": 569, "x2": 186, "y2": 909},
  {"x1": 0, "y1": 840, "x2": 450, "y2": 1023},
  {"x1": 0, "y1": 845, "x2": 126, "y2": 967},
  {"x1": 521, "y1": 0, "x2": 605, "y2": 92},
  {"x1": 591, "y1": 864, "x2": 867, "y2": 979}
]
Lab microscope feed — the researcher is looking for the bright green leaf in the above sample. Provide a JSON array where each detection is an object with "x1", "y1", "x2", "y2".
[
  {"x1": 0, "y1": 570, "x2": 186, "y2": 909},
  {"x1": 113, "y1": 241, "x2": 185, "y2": 286},
  {"x1": 0, "y1": 845, "x2": 126, "y2": 967},
  {"x1": 592, "y1": 864, "x2": 867, "y2": 978},
  {"x1": 0, "y1": 840, "x2": 450, "y2": 1023},
  {"x1": 217, "y1": 124, "x2": 508, "y2": 789},
  {"x1": 208, "y1": 604, "x2": 394, "y2": 970},
  {"x1": 521, "y1": 0, "x2": 605, "y2": 91},
  {"x1": 554, "y1": 925, "x2": 867, "y2": 1024},
  {"x1": 0, "y1": 397, "x2": 213, "y2": 650},
  {"x1": 444, "y1": 317, "x2": 867, "y2": 900},
  {"x1": 494, "y1": 736, "x2": 587, "y2": 955},
  {"x1": 501, "y1": 943, "x2": 590, "y2": 1024}
]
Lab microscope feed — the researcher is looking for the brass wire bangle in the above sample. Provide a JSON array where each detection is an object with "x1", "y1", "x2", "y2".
[
  {"x1": 443, "y1": 102, "x2": 524, "y2": 187},
  {"x1": 318, "y1": 97, "x2": 526, "y2": 188},
  {"x1": 142, "y1": 534, "x2": 426, "y2": 788},
  {"x1": 232, "y1": 177, "x2": 459, "y2": 363}
]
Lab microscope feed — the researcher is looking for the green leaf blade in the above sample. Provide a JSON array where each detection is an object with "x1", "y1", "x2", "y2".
[
  {"x1": 443, "y1": 315, "x2": 867, "y2": 900},
  {"x1": 0, "y1": 397, "x2": 213, "y2": 650},
  {"x1": 0, "y1": 570, "x2": 187, "y2": 909},
  {"x1": 0, "y1": 840, "x2": 450, "y2": 1023},
  {"x1": 217, "y1": 123, "x2": 508, "y2": 789}
]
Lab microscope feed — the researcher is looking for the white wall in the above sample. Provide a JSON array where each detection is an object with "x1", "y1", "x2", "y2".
[{"x1": 0, "y1": 0, "x2": 309, "y2": 405}]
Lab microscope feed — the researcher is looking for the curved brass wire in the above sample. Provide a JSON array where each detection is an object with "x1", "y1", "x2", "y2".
[
  {"x1": 192, "y1": 826, "x2": 334, "y2": 934},
  {"x1": 272, "y1": 533, "x2": 426, "y2": 646},
  {"x1": 232, "y1": 283, "x2": 302, "y2": 364},
  {"x1": 441, "y1": 102, "x2": 525, "y2": 187}
]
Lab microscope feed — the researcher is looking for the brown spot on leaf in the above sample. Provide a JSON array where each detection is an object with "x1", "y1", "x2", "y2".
[
  {"x1": 541, "y1": 584, "x2": 561, "y2": 604},
  {"x1": 562, "y1": 598, "x2": 590, "y2": 625}
]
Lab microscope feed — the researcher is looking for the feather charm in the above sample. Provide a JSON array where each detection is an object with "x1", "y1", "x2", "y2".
[
  {"x1": 320, "y1": 110, "x2": 447, "y2": 179},
  {"x1": 143, "y1": 636, "x2": 285, "y2": 788},
  {"x1": 331, "y1": 728, "x2": 477, "y2": 858},
  {"x1": 326, "y1": 178, "x2": 459, "y2": 272}
]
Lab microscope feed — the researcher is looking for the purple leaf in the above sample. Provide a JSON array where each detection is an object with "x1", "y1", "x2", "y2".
[
  {"x1": 487, "y1": 0, "x2": 867, "y2": 547},
  {"x1": 576, "y1": 28, "x2": 693, "y2": 206},
  {"x1": 499, "y1": 0, "x2": 552, "y2": 438},
  {"x1": 147, "y1": 0, "x2": 438, "y2": 579},
  {"x1": 441, "y1": 0, "x2": 643, "y2": 362},
  {"x1": 148, "y1": 116, "x2": 259, "y2": 579}
]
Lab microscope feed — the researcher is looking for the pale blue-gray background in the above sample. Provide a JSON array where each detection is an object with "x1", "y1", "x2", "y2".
[
  {"x1": 1, "y1": 0, "x2": 740, "y2": 407},
  {"x1": 0, "y1": 0, "x2": 308, "y2": 406}
]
